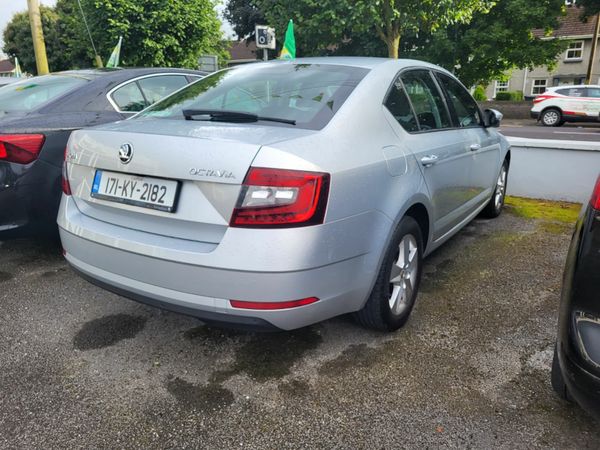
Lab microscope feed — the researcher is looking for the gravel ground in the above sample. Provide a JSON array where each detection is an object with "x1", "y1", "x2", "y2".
[{"x1": 1, "y1": 210, "x2": 598, "y2": 449}]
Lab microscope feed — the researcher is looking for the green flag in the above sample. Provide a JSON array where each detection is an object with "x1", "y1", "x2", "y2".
[
  {"x1": 13, "y1": 57, "x2": 22, "y2": 78},
  {"x1": 106, "y1": 36, "x2": 123, "y2": 68},
  {"x1": 279, "y1": 20, "x2": 296, "y2": 60}
]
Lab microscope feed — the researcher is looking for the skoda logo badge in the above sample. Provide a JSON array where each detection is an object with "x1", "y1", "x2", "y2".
[{"x1": 119, "y1": 143, "x2": 133, "y2": 164}]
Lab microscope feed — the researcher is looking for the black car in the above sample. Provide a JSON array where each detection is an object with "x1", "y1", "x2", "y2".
[
  {"x1": 0, "y1": 68, "x2": 205, "y2": 236},
  {"x1": 552, "y1": 174, "x2": 600, "y2": 419}
]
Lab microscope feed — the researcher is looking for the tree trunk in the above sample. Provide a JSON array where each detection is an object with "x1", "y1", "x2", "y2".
[{"x1": 386, "y1": 35, "x2": 400, "y2": 59}]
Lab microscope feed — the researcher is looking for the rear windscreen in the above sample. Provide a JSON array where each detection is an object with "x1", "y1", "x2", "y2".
[
  {"x1": 140, "y1": 63, "x2": 369, "y2": 130},
  {"x1": 0, "y1": 75, "x2": 88, "y2": 113}
]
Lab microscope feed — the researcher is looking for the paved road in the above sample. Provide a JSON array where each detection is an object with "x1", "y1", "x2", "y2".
[
  {"x1": 1, "y1": 211, "x2": 599, "y2": 449},
  {"x1": 500, "y1": 120, "x2": 600, "y2": 142}
]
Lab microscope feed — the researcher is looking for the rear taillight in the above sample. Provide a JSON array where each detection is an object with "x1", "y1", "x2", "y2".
[
  {"x1": 0, "y1": 134, "x2": 45, "y2": 164},
  {"x1": 230, "y1": 167, "x2": 330, "y2": 228},
  {"x1": 61, "y1": 147, "x2": 72, "y2": 196},
  {"x1": 591, "y1": 175, "x2": 600, "y2": 210},
  {"x1": 533, "y1": 94, "x2": 555, "y2": 104}
]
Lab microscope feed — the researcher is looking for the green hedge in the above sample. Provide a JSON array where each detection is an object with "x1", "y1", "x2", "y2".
[
  {"x1": 473, "y1": 85, "x2": 487, "y2": 101},
  {"x1": 495, "y1": 91, "x2": 524, "y2": 101}
]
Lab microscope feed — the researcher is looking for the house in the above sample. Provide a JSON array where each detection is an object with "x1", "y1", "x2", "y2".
[
  {"x1": 485, "y1": 4, "x2": 600, "y2": 99},
  {"x1": 227, "y1": 40, "x2": 260, "y2": 66},
  {"x1": 0, "y1": 59, "x2": 15, "y2": 77}
]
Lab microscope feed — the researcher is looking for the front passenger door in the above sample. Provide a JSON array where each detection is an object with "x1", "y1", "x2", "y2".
[{"x1": 435, "y1": 72, "x2": 500, "y2": 209}]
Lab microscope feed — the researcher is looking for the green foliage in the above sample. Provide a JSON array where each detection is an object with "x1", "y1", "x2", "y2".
[
  {"x1": 71, "y1": 0, "x2": 227, "y2": 68},
  {"x1": 578, "y1": 0, "x2": 600, "y2": 18},
  {"x1": 473, "y1": 85, "x2": 488, "y2": 101},
  {"x1": 224, "y1": 0, "x2": 265, "y2": 40},
  {"x1": 255, "y1": 0, "x2": 493, "y2": 58},
  {"x1": 495, "y1": 91, "x2": 524, "y2": 101},
  {"x1": 413, "y1": 0, "x2": 567, "y2": 86},
  {"x1": 2, "y1": 0, "x2": 226, "y2": 72},
  {"x1": 2, "y1": 6, "x2": 70, "y2": 74}
]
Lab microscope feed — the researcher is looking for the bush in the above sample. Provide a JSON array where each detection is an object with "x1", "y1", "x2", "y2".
[
  {"x1": 473, "y1": 85, "x2": 487, "y2": 101},
  {"x1": 495, "y1": 91, "x2": 524, "y2": 101}
]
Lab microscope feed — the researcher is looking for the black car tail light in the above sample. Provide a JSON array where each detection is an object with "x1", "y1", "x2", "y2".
[{"x1": 0, "y1": 134, "x2": 45, "y2": 164}]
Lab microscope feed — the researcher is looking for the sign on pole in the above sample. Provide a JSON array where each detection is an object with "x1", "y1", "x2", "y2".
[
  {"x1": 255, "y1": 25, "x2": 276, "y2": 61},
  {"x1": 198, "y1": 55, "x2": 218, "y2": 72}
]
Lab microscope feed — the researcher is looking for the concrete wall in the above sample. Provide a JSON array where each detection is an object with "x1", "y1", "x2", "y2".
[{"x1": 506, "y1": 137, "x2": 600, "y2": 203}]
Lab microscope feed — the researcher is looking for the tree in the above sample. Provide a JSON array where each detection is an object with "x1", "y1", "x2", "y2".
[
  {"x1": 3, "y1": 0, "x2": 227, "y2": 72},
  {"x1": 2, "y1": 6, "x2": 70, "y2": 74},
  {"x1": 224, "y1": 0, "x2": 265, "y2": 40},
  {"x1": 257, "y1": 0, "x2": 494, "y2": 58},
  {"x1": 578, "y1": 0, "x2": 600, "y2": 17},
  {"x1": 412, "y1": 0, "x2": 568, "y2": 86},
  {"x1": 65, "y1": 0, "x2": 227, "y2": 68}
]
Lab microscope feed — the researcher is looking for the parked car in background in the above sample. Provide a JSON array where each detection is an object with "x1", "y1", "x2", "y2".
[
  {"x1": 552, "y1": 175, "x2": 600, "y2": 419},
  {"x1": 0, "y1": 68, "x2": 205, "y2": 236},
  {"x1": 531, "y1": 85, "x2": 600, "y2": 126},
  {"x1": 59, "y1": 57, "x2": 510, "y2": 332}
]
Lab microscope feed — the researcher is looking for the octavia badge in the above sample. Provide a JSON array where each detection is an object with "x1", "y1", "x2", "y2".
[{"x1": 119, "y1": 143, "x2": 133, "y2": 164}]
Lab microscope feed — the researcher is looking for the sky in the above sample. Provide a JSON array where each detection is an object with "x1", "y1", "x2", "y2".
[{"x1": 0, "y1": 0, "x2": 235, "y2": 59}]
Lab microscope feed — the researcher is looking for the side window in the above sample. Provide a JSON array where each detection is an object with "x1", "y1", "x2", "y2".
[
  {"x1": 436, "y1": 72, "x2": 482, "y2": 128},
  {"x1": 111, "y1": 82, "x2": 147, "y2": 112},
  {"x1": 557, "y1": 88, "x2": 585, "y2": 97},
  {"x1": 138, "y1": 75, "x2": 188, "y2": 105},
  {"x1": 401, "y1": 70, "x2": 451, "y2": 130},
  {"x1": 384, "y1": 77, "x2": 419, "y2": 132},
  {"x1": 586, "y1": 88, "x2": 600, "y2": 98}
]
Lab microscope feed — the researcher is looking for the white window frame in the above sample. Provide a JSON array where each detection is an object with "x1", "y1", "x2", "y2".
[
  {"x1": 565, "y1": 41, "x2": 584, "y2": 61},
  {"x1": 531, "y1": 79, "x2": 548, "y2": 95},
  {"x1": 494, "y1": 80, "x2": 509, "y2": 97}
]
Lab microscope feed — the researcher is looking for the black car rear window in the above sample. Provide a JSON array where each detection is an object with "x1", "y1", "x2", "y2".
[
  {"x1": 0, "y1": 75, "x2": 88, "y2": 113},
  {"x1": 140, "y1": 63, "x2": 369, "y2": 130}
]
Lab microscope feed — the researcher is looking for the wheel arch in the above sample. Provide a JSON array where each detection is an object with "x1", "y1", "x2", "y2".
[{"x1": 404, "y1": 202, "x2": 430, "y2": 252}]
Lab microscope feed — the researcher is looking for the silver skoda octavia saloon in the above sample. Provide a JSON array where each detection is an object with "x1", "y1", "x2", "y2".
[{"x1": 58, "y1": 58, "x2": 510, "y2": 331}]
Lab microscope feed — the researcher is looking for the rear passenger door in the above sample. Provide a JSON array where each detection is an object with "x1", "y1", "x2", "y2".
[
  {"x1": 387, "y1": 69, "x2": 475, "y2": 240},
  {"x1": 435, "y1": 72, "x2": 501, "y2": 208}
]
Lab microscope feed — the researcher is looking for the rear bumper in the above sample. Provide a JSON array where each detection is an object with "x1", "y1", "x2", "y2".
[
  {"x1": 0, "y1": 160, "x2": 61, "y2": 234},
  {"x1": 58, "y1": 196, "x2": 389, "y2": 330},
  {"x1": 558, "y1": 342, "x2": 600, "y2": 420},
  {"x1": 530, "y1": 111, "x2": 540, "y2": 120}
]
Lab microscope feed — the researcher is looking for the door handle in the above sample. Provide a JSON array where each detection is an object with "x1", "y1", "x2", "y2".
[
  {"x1": 470, "y1": 143, "x2": 481, "y2": 152},
  {"x1": 420, "y1": 155, "x2": 438, "y2": 167}
]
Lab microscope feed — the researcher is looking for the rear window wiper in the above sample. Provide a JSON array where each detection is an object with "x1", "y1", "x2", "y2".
[{"x1": 182, "y1": 109, "x2": 296, "y2": 125}]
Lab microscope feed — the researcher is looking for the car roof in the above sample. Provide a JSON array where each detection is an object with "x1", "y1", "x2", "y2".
[
  {"x1": 548, "y1": 85, "x2": 600, "y2": 90},
  {"x1": 261, "y1": 56, "x2": 442, "y2": 71},
  {"x1": 51, "y1": 67, "x2": 207, "y2": 82}
]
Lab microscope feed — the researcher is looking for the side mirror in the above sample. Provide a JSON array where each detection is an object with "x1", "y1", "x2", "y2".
[{"x1": 484, "y1": 108, "x2": 503, "y2": 128}]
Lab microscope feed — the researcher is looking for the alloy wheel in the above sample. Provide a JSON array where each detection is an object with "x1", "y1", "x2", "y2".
[
  {"x1": 495, "y1": 165, "x2": 507, "y2": 209},
  {"x1": 388, "y1": 234, "x2": 418, "y2": 315},
  {"x1": 543, "y1": 110, "x2": 559, "y2": 126}
]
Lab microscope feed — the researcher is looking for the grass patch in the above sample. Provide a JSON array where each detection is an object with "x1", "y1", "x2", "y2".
[{"x1": 505, "y1": 196, "x2": 581, "y2": 223}]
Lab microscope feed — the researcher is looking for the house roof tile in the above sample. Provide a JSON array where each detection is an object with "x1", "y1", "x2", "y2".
[
  {"x1": 534, "y1": 6, "x2": 598, "y2": 38},
  {"x1": 0, "y1": 59, "x2": 15, "y2": 73}
]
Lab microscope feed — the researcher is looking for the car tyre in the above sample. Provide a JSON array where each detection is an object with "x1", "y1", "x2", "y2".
[
  {"x1": 355, "y1": 216, "x2": 423, "y2": 332},
  {"x1": 481, "y1": 160, "x2": 508, "y2": 218},
  {"x1": 551, "y1": 344, "x2": 571, "y2": 401},
  {"x1": 541, "y1": 108, "x2": 563, "y2": 127}
]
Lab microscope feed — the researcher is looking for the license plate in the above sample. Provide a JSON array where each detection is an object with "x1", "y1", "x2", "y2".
[{"x1": 90, "y1": 170, "x2": 180, "y2": 212}]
